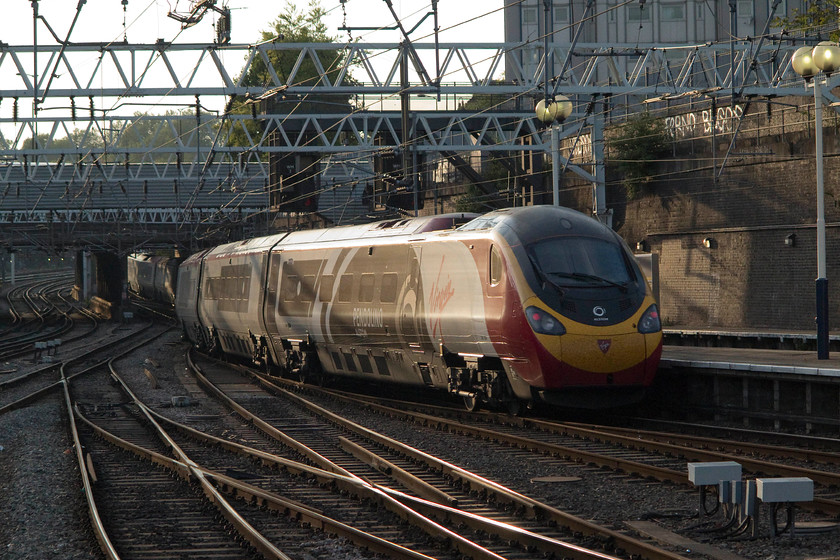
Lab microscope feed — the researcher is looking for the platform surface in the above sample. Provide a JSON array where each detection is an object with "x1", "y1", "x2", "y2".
[{"x1": 662, "y1": 345, "x2": 840, "y2": 377}]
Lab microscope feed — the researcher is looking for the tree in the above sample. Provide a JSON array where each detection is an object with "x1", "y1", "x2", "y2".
[
  {"x1": 609, "y1": 112, "x2": 669, "y2": 199},
  {"x1": 772, "y1": 1, "x2": 840, "y2": 41},
  {"x1": 226, "y1": 0, "x2": 358, "y2": 148}
]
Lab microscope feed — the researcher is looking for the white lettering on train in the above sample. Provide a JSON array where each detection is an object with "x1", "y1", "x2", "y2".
[{"x1": 353, "y1": 307, "x2": 384, "y2": 329}]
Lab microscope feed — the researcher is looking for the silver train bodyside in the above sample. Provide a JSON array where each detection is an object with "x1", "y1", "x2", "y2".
[
  {"x1": 174, "y1": 207, "x2": 663, "y2": 410},
  {"x1": 127, "y1": 253, "x2": 180, "y2": 304}
]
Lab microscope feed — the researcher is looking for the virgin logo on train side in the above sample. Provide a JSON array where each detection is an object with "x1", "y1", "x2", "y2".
[
  {"x1": 429, "y1": 256, "x2": 455, "y2": 339},
  {"x1": 598, "y1": 339, "x2": 612, "y2": 354}
]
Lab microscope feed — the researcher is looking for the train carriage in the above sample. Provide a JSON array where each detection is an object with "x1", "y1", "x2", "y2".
[
  {"x1": 175, "y1": 206, "x2": 663, "y2": 411},
  {"x1": 127, "y1": 253, "x2": 181, "y2": 304},
  {"x1": 175, "y1": 248, "x2": 213, "y2": 347},
  {"x1": 194, "y1": 235, "x2": 286, "y2": 364}
]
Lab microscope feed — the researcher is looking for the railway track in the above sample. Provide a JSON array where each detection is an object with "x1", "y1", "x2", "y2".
[
  {"x1": 171, "y1": 353, "x2": 692, "y2": 560},
  {"x1": 73, "y1": 361, "x2": 454, "y2": 559},
  {"x1": 8, "y1": 324, "x2": 839, "y2": 558},
  {"x1": 208, "y1": 371, "x2": 840, "y2": 549},
  {"x1": 0, "y1": 321, "x2": 159, "y2": 414},
  {"x1": 299, "y1": 387, "x2": 840, "y2": 515},
  {"x1": 55, "y1": 339, "x2": 689, "y2": 560},
  {"x1": 0, "y1": 274, "x2": 91, "y2": 361}
]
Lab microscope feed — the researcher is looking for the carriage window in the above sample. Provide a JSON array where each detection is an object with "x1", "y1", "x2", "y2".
[
  {"x1": 338, "y1": 274, "x2": 353, "y2": 302},
  {"x1": 359, "y1": 273, "x2": 375, "y2": 302},
  {"x1": 300, "y1": 275, "x2": 316, "y2": 302},
  {"x1": 380, "y1": 273, "x2": 398, "y2": 303},
  {"x1": 319, "y1": 275, "x2": 334, "y2": 302},
  {"x1": 283, "y1": 275, "x2": 299, "y2": 302},
  {"x1": 490, "y1": 245, "x2": 503, "y2": 286}
]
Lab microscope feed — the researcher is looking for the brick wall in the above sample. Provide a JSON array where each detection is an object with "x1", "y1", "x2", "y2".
[{"x1": 614, "y1": 99, "x2": 840, "y2": 329}]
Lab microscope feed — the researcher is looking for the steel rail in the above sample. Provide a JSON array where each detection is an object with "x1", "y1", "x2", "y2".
[
  {"x1": 240, "y1": 367, "x2": 690, "y2": 560},
  {"x1": 517, "y1": 419, "x2": 840, "y2": 489},
  {"x1": 74, "y1": 408, "x2": 441, "y2": 560},
  {"x1": 0, "y1": 321, "x2": 157, "y2": 414},
  {"x1": 142, "y1": 402, "x2": 615, "y2": 560},
  {"x1": 184, "y1": 355, "x2": 637, "y2": 560},
  {"x1": 58, "y1": 325, "x2": 177, "y2": 559},
  {"x1": 104, "y1": 359, "x2": 293, "y2": 560},
  {"x1": 183, "y1": 351, "x2": 515, "y2": 560},
  {"x1": 560, "y1": 421, "x2": 840, "y2": 465},
  {"x1": 62, "y1": 379, "x2": 120, "y2": 559},
  {"x1": 326, "y1": 392, "x2": 840, "y2": 516}
]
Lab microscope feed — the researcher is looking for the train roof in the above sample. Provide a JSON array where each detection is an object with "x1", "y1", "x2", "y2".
[
  {"x1": 190, "y1": 206, "x2": 615, "y2": 261},
  {"x1": 280, "y1": 213, "x2": 479, "y2": 245},
  {"x1": 461, "y1": 206, "x2": 617, "y2": 246},
  {"x1": 200, "y1": 213, "x2": 480, "y2": 258}
]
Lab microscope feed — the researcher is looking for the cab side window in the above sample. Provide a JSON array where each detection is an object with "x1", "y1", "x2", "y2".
[{"x1": 490, "y1": 245, "x2": 503, "y2": 286}]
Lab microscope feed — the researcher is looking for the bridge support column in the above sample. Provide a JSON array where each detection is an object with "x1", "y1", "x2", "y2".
[{"x1": 81, "y1": 250, "x2": 94, "y2": 301}]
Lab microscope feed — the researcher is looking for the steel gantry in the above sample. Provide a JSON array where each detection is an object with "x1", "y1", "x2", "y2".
[{"x1": 0, "y1": 39, "x2": 834, "y2": 242}]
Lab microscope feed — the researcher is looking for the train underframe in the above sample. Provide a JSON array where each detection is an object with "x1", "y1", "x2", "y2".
[
  {"x1": 240, "y1": 330, "x2": 528, "y2": 413},
  {"x1": 188, "y1": 325, "x2": 649, "y2": 414},
  {"x1": 442, "y1": 351, "x2": 526, "y2": 414},
  {"x1": 180, "y1": 320, "x2": 531, "y2": 414}
]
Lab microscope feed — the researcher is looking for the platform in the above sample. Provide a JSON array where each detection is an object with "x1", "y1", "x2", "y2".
[
  {"x1": 652, "y1": 332, "x2": 840, "y2": 431},
  {"x1": 661, "y1": 345, "x2": 840, "y2": 378},
  {"x1": 663, "y1": 327, "x2": 840, "y2": 352}
]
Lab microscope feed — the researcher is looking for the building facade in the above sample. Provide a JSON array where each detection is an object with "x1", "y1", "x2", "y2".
[{"x1": 503, "y1": 0, "x2": 801, "y2": 84}]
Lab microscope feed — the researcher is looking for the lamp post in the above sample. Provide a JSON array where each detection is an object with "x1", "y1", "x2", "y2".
[
  {"x1": 535, "y1": 95, "x2": 573, "y2": 205},
  {"x1": 792, "y1": 41, "x2": 840, "y2": 359}
]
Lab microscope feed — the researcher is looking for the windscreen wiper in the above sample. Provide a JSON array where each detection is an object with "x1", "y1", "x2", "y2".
[
  {"x1": 528, "y1": 254, "x2": 566, "y2": 297},
  {"x1": 549, "y1": 271, "x2": 628, "y2": 293}
]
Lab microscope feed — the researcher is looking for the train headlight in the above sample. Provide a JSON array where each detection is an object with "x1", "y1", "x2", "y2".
[
  {"x1": 638, "y1": 304, "x2": 661, "y2": 334},
  {"x1": 525, "y1": 306, "x2": 566, "y2": 335}
]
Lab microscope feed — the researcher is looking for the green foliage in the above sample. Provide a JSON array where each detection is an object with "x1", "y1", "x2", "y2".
[
  {"x1": 455, "y1": 184, "x2": 490, "y2": 213},
  {"x1": 609, "y1": 112, "x2": 669, "y2": 199},
  {"x1": 116, "y1": 110, "x2": 214, "y2": 162},
  {"x1": 772, "y1": 1, "x2": 840, "y2": 41},
  {"x1": 457, "y1": 80, "x2": 512, "y2": 113},
  {"x1": 226, "y1": 0, "x2": 358, "y2": 148}
]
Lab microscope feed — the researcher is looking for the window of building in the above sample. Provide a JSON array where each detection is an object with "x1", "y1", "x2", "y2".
[
  {"x1": 522, "y1": 6, "x2": 538, "y2": 25},
  {"x1": 660, "y1": 3, "x2": 685, "y2": 21},
  {"x1": 737, "y1": 0, "x2": 753, "y2": 17},
  {"x1": 553, "y1": 3, "x2": 569, "y2": 25},
  {"x1": 627, "y1": 4, "x2": 651, "y2": 22}
]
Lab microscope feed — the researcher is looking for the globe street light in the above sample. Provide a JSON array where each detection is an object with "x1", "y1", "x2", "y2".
[
  {"x1": 792, "y1": 41, "x2": 840, "y2": 359},
  {"x1": 535, "y1": 95, "x2": 573, "y2": 206}
]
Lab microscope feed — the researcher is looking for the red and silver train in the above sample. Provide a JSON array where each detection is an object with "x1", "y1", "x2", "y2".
[{"x1": 173, "y1": 206, "x2": 662, "y2": 410}]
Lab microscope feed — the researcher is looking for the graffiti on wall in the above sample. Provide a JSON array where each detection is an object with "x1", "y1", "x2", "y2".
[
  {"x1": 561, "y1": 133, "x2": 592, "y2": 160},
  {"x1": 664, "y1": 105, "x2": 744, "y2": 140}
]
